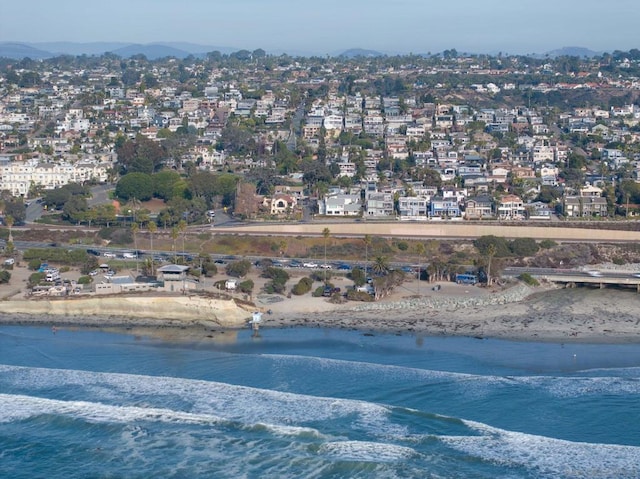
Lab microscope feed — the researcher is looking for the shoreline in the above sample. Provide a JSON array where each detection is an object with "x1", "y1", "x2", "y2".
[{"x1": 2, "y1": 283, "x2": 640, "y2": 344}]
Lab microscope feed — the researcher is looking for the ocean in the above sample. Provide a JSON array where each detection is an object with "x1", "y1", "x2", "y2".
[{"x1": 1, "y1": 324, "x2": 639, "y2": 479}]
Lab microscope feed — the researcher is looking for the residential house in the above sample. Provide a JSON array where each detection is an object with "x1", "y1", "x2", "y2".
[
  {"x1": 398, "y1": 196, "x2": 429, "y2": 219},
  {"x1": 319, "y1": 194, "x2": 361, "y2": 216},
  {"x1": 497, "y1": 194, "x2": 525, "y2": 220},
  {"x1": 430, "y1": 196, "x2": 462, "y2": 218},
  {"x1": 526, "y1": 201, "x2": 554, "y2": 220},
  {"x1": 563, "y1": 195, "x2": 608, "y2": 217},
  {"x1": 366, "y1": 192, "x2": 394, "y2": 217},
  {"x1": 263, "y1": 194, "x2": 297, "y2": 216},
  {"x1": 464, "y1": 195, "x2": 494, "y2": 219}
]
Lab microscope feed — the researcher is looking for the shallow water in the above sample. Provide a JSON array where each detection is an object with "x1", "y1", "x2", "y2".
[{"x1": 1, "y1": 325, "x2": 639, "y2": 478}]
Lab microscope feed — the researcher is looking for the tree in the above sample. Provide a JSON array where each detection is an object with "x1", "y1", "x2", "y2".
[
  {"x1": 226, "y1": 260, "x2": 252, "y2": 278},
  {"x1": 363, "y1": 234, "x2": 372, "y2": 278},
  {"x1": 372, "y1": 256, "x2": 390, "y2": 276},
  {"x1": 170, "y1": 226, "x2": 179, "y2": 263},
  {"x1": 3, "y1": 197, "x2": 26, "y2": 224},
  {"x1": 486, "y1": 243, "x2": 497, "y2": 286},
  {"x1": 153, "y1": 170, "x2": 183, "y2": 201},
  {"x1": 115, "y1": 173, "x2": 154, "y2": 202},
  {"x1": 62, "y1": 196, "x2": 88, "y2": 224},
  {"x1": 131, "y1": 223, "x2": 139, "y2": 273},
  {"x1": 322, "y1": 227, "x2": 330, "y2": 282},
  {"x1": 416, "y1": 242, "x2": 426, "y2": 296},
  {"x1": 147, "y1": 221, "x2": 157, "y2": 273},
  {"x1": 4, "y1": 215, "x2": 14, "y2": 243},
  {"x1": 177, "y1": 219, "x2": 187, "y2": 255}
]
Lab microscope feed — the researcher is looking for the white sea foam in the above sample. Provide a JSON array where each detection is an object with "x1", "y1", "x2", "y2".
[
  {"x1": 440, "y1": 419, "x2": 640, "y2": 479},
  {"x1": 320, "y1": 440, "x2": 417, "y2": 462},
  {"x1": 0, "y1": 393, "x2": 226, "y2": 426},
  {"x1": 0, "y1": 365, "x2": 396, "y2": 437}
]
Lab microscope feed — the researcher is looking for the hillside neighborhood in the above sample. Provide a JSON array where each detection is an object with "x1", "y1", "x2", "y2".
[{"x1": 1, "y1": 50, "x2": 640, "y2": 227}]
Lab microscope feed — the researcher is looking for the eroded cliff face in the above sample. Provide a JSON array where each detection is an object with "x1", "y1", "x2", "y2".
[{"x1": 0, "y1": 296, "x2": 254, "y2": 328}]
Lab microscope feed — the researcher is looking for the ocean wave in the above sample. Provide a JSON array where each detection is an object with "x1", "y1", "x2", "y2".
[
  {"x1": 263, "y1": 354, "x2": 640, "y2": 398},
  {"x1": 440, "y1": 419, "x2": 640, "y2": 479},
  {"x1": 319, "y1": 440, "x2": 417, "y2": 462},
  {"x1": 0, "y1": 365, "x2": 398, "y2": 437}
]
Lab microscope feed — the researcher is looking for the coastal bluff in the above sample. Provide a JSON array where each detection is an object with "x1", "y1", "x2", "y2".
[{"x1": 0, "y1": 295, "x2": 253, "y2": 328}]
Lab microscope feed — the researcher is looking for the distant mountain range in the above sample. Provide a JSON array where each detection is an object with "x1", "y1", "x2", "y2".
[
  {"x1": 0, "y1": 42, "x2": 608, "y2": 60},
  {"x1": 0, "y1": 42, "x2": 239, "y2": 60}
]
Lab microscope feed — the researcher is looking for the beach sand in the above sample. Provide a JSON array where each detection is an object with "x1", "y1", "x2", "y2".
[{"x1": 1, "y1": 263, "x2": 640, "y2": 343}]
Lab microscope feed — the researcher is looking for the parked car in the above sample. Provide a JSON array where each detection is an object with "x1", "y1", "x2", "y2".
[
  {"x1": 303, "y1": 262, "x2": 319, "y2": 268},
  {"x1": 86, "y1": 248, "x2": 101, "y2": 256},
  {"x1": 103, "y1": 252, "x2": 116, "y2": 258},
  {"x1": 320, "y1": 264, "x2": 332, "y2": 269},
  {"x1": 337, "y1": 263, "x2": 351, "y2": 270},
  {"x1": 289, "y1": 260, "x2": 302, "y2": 268}
]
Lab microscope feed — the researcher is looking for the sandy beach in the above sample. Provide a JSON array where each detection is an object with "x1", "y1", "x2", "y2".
[{"x1": 1, "y1": 258, "x2": 640, "y2": 343}]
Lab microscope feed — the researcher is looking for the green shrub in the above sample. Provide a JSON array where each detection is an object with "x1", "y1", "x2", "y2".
[
  {"x1": 291, "y1": 277, "x2": 313, "y2": 295},
  {"x1": 509, "y1": 238, "x2": 539, "y2": 257},
  {"x1": 0, "y1": 270, "x2": 10, "y2": 284},
  {"x1": 226, "y1": 260, "x2": 252, "y2": 278},
  {"x1": 238, "y1": 279, "x2": 254, "y2": 294},
  {"x1": 345, "y1": 289, "x2": 375, "y2": 302},
  {"x1": 612, "y1": 257, "x2": 626, "y2": 265},
  {"x1": 312, "y1": 286, "x2": 325, "y2": 297},
  {"x1": 396, "y1": 241, "x2": 409, "y2": 251},
  {"x1": 539, "y1": 239, "x2": 557, "y2": 249},
  {"x1": 77, "y1": 275, "x2": 92, "y2": 285},
  {"x1": 518, "y1": 272, "x2": 539, "y2": 286},
  {"x1": 310, "y1": 270, "x2": 330, "y2": 282},
  {"x1": 28, "y1": 272, "x2": 45, "y2": 287},
  {"x1": 28, "y1": 259, "x2": 41, "y2": 271},
  {"x1": 262, "y1": 267, "x2": 290, "y2": 283}
]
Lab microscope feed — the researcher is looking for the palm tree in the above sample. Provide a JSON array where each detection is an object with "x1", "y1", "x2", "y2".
[
  {"x1": 415, "y1": 242, "x2": 426, "y2": 296},
  {"x1": 131, "y1": 222, "x2": 139, "y2": 274},
  {"x1": 322, "y1": 227, "x2": 330, "y2": 282},
  {"x1": 486, "y1": 243, "x2": 497, "y2": 286},
  {"x1": 363, "y1": 234, "x2": 372, "y2": 278},
  {"x1": 371, "y1": 255, "x2": 390, "y2": 276},
  {"x1": 4, "y1": 215, "x2": 14, "y2": 244},
  {"x1": 177, "y1": 219, "x2": 187, "y2": 256},
  {"x1": 170, "y1": 226, "x2": 179, "y2": 264},
  {"x1": 147, "y1": 221, "x2": 157, "y2": 275}
]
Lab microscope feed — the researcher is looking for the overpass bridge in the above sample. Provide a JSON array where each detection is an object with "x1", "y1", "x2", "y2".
[{"x1": 503, "y1": 267, "x2": 640, "y2": 292}]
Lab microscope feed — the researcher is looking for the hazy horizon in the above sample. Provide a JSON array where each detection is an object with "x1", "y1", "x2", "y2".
[{"x1": 1, "y1": 0, "x2": 638, "y2": 56}]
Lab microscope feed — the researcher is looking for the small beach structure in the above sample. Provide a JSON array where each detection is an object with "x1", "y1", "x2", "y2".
[{"x1": 250, "y1": 311, "x2": 262, "y2": 331}]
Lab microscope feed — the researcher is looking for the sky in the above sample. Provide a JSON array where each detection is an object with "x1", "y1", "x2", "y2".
[{"x1": 2, "y1": 0, "x2": 638, "y2": 55}]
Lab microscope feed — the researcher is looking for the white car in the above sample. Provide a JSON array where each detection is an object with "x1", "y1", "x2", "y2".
[
  {"x1": 103, "y1": 252, "x2": 116, "y2": 258},
  {"x1": 586, "y1": 270, "x2": 602, "y2": 277},
  {"x1": 320, "y1": 264, "x2": 333, "y2": 269},
  {"x1": 122, "y1": 252, "x2": 136, "y2": 259},
  {"x1": 303, "y1": 262, "x2": 318, "y2": 268}
]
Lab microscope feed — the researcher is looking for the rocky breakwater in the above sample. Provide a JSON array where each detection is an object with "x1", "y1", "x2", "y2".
[
  {"x1": 350, "y1": 283, "x2": 534, "y2": 313},
  {"x1": 0, "y1": 295, "x2": 254, "y2": 328}
]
